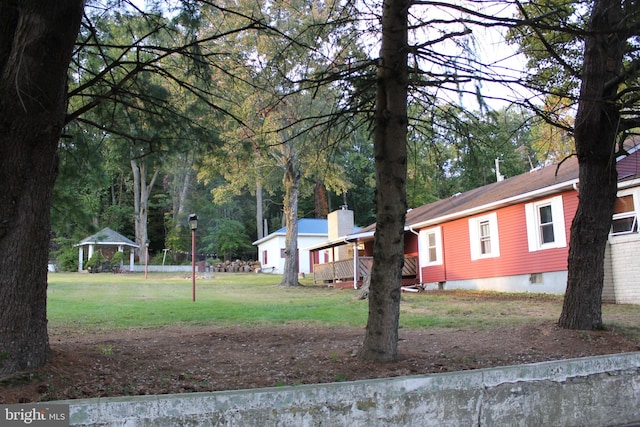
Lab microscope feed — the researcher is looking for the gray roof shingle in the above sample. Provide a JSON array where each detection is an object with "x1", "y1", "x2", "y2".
[
  {"x1": 77, "y1": 227, "x2": 139, "y2": 247},
  {"x1": 360, "y1": 149, "x2": 640, "y2": 234}
]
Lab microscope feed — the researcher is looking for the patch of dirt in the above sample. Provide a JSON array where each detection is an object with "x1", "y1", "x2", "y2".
[{"x1": 1, "y1": 318, "x2": 638, "y2": 404}]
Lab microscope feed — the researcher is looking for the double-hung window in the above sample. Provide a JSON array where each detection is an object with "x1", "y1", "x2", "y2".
[
  {"x1": 538, "y1": 204, "x2": 555, "y2": 244},
  {"x1": 419, "y1": 227, "x2": 442, "y2": 266},
  {"x1": 611, "y1": 193, "x2": 638, "y2": 235},
  {"x1": 479, "y1": 220, "x2": 492, "y2": 254},
  {"x1": 469, "y1": 213, "x2": 500, "y2": 260},
  {"x1": 525, "y1": 195, "x2": 567, "y2": 251}
]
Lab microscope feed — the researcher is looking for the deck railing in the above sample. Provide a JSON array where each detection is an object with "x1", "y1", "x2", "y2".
[{"x1": 313, "y1": 256, "x2": 417, "y2": 285}]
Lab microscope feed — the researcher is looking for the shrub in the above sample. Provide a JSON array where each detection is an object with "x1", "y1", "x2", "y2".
[
  {"x1": 86, "y1": 252, "x2": 103, "y2": 272},
  {"x1": 51, "y1": 237, "x2": 78, "y2": 272},
  {"x1": 110, "y1": 251, "x2": 125, "y2": 266}
]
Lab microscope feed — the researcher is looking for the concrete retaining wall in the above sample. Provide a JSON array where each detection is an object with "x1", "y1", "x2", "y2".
[{"x1": 60, "y1": 352, "x2": 640, "y2": 426}]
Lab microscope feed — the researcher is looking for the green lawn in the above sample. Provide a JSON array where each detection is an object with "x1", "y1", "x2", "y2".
[
  {"x1": 47, "y1": 272, "x2": 640, "y2": 339},
  {"x1": 47, "y1": 272, "x2": 368, "y2": 330}
]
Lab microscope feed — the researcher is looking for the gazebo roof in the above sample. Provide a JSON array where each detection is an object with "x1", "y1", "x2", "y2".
[{"x1": 77, "y1": 227, "x2": 139, "y2": 248}]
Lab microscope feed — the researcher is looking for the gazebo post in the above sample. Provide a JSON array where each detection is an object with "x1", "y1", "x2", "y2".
[
  {"x1": 117, "y1": 245, "x2": 124, "y2": 270},
  {"x1": 78, "y1": 247, "x2": 84, "y2": 272}
]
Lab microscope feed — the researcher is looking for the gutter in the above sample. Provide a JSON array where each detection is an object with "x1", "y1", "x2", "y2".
[
  {"x1": 618, "y1": 177, "x2": 640, "y2": 189},
  {"x1": 408, "y1": 178, "x2": 579, "y2": 230}
]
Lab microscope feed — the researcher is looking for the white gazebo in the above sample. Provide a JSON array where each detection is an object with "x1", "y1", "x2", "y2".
[{"x1": 76, "y1": 227, "x2": 139, "y2": 272}]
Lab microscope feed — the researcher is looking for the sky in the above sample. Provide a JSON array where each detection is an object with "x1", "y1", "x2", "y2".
[{"x1": 125, "y1": 0, "x2": 536, "y2": 111}]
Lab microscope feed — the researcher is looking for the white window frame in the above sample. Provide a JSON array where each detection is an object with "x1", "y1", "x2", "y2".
[
  {"x1": 418, "y1": 227, "x2": 443, "y2": 267},
  {"x1": 525, "y1": 195, "x2": 567, "y2": 252},
  {"x1": 469, "y1": 212, "x2": 500, "y2": 260},
  {"x1": 610, "y1": 190, "x2": 639, "y2": 236}
]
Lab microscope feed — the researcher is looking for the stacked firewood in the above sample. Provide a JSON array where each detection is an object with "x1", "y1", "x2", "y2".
[{"x1": 213, "y1": 260, "x2": 260, "y2": 272}]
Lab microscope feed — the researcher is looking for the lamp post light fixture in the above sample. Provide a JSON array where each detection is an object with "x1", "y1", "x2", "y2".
[
  {"x1": 188, "y1": 214, "x2": 198, "y2": 301},
  {"x1": 144, "y1": 239, "x2": 150, "y2": 279}
]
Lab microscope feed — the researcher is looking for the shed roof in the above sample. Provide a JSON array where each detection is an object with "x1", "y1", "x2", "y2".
[
  {"x1": 405, "y1": 156, "x2": 580, "y2": 228},
  {"x1": 358, "y1": 149, "x2": 640, "y2": 235},
  {"x1": 358, "y1": 156, "x2": 580, "y2": 234},
  {"x1": 618, "y1": 148, "x2": 640, "y2": 181},
  {"x1": 253, "y1": 218, "x2": 329, "y2": 246},
  {"x1": 77, "y1": 227, "x2": 139, "y2": 248},
  {"x1": 276, "y1": 218, "x2": 328, "y2": 235}
]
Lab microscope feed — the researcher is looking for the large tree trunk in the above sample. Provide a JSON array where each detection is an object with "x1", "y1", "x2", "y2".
[
  {"x1": 177, "y1": 162, "x2": 192, "y2": 218},
  {"x1": 279, "y1": 142, "x2": 301, "y2": 287},
  {"x1": 359, "y1": 0, "x2": 409, "y2": 361},
  {"x1": 314, "y1": 181, "x2": 328, "y2": 218},
  {"x1": 558, "y1": 0, "x2": 625, "y2": 330},
  {"x1": 0, "y1": 0, "x2": 84, "y2": 375},
  {"x1": 131, "y1": 159, "x2": 159, "y2": 264},
  {"x1": 256, "y1": 180, "x2": 264, "y2": 240}
]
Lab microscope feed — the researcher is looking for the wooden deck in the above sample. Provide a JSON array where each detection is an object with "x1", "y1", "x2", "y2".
[{"x1": 313, "y1": 256, "x2": 418, "y2": 287}]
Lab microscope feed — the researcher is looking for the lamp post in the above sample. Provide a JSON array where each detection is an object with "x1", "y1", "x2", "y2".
[
  {"x1": 144, "y1": 240, "x2": 150, "y2": 279},
  {"x1": 188, "y1": 213, "x2": 198, "y2": 302}
]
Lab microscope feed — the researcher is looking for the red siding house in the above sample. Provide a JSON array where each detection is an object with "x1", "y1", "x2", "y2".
[
  {"x1": 338, "y1": 147, "x2": 640, "y2": 303},
  {"x1": 360, "y1": 156, "x2": 580, "y2": 294}
]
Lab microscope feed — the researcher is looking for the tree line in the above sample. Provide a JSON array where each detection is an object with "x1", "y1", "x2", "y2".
[{"x1": 53, "y1": 3, "x2": 565, "y2": 268}]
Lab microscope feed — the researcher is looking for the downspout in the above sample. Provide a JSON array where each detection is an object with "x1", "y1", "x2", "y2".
[
  {"x1": 332, "y1": 246, "x2": 336, "y2": 285},
  {"x1": 408, "y1": 226, "x2": 423, "y2": 284},
  {"x1": 352, "y1": 240, "x2": 358, "y2": 289}
]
